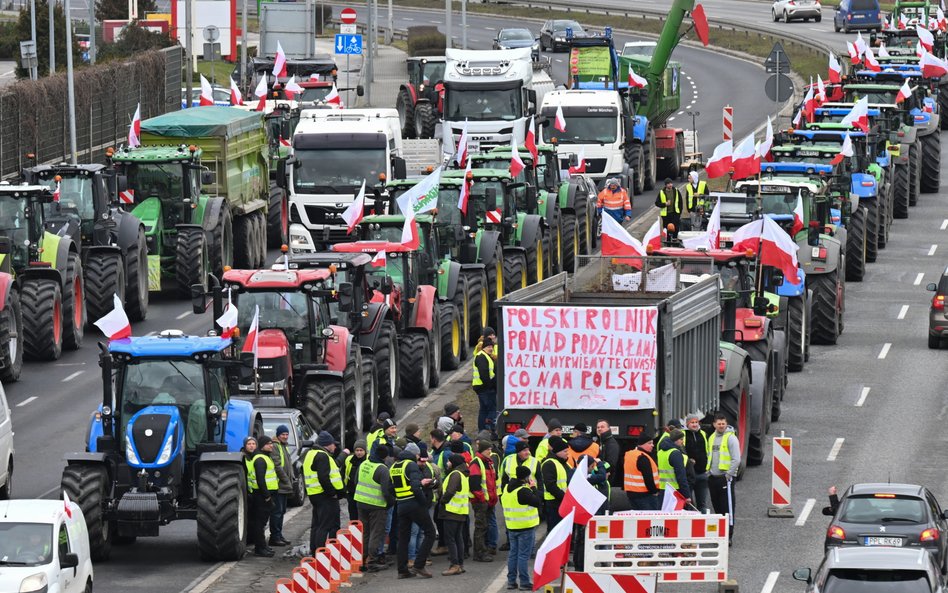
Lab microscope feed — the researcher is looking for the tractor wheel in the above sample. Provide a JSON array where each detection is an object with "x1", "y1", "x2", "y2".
[
  {"x1": 398, "y1": 333, "x2": 430, "y2": 398},
  {"x1": 464, "y1": 270, "x2": 488, "y2": 349},
  {"x1": 526, "y1": 230, "x2": 546, "y2": 284},
  {"x1": 0, "y1": 458, "x2": 10, "y2": 499},
  {"x1": 429, "y1": 304, "x2": 443, "y2": 389},
  {"x1": 786, "y1": 296, "x2": 806, "y2": 372},
  {"x1": 84, "y1": 251, "x2": 124, "y2": 326},
  {"x1": 893, "y1": 163, "x2": 910, "y2": 219},
  {"x1": 747, "y1": 360, "x2": 772, "y2": 467},
  {"x1": 624, "y1": 143, "x2": 645, "y2": 195},
  {"x1": 740, "y1": 339, "x2": 771, "y2": 365},
  {"x1": 809, "y1": 271, "x2": 841, "y2": 345},
  {"x1": 374, "y1": 320, "x2": 400, "y2": 417},
  {"x1": 919, "y1": 132, "x2": 941, "y2": 194},
  {"x1": 289, "y1": 471, "x2": 306, "y2": 507},
  {"x1": 503, "y1": 250, "x2": 528, "y2": 293},
  {"x1": 124, "y1": 229, "x2": 149, "y2": 322},
  {"x1": 302, "y1": 378, "x2": 346, "y2": 438},
  {"x1": 343, "y1": 347, "x2": 363, "y2": 447},
  {"x1": 452, "y1": 273, "x2": 471, "y2": 361},
  {"x1": 62, "y1": 252, "x2": 85, "y2": 351},
  {"x1": 267, "y1": 182, "x2": 288, "y2": 249},
  {"x1": 908, "y1": 142, "x2": 920, "y2": 207},
  {"x1": 396, "y1": 88, "x2": 416, "y2": 138},
  {"x1": 939, "y1": 89, "x2": 948, "y2": 130},
  {"x1": 717, "y1": 365, "x2": 750, "y2": 479},
  {"x1": 413, "y1": 102, "x2": 438, "y2": 139},
  {"x1": 845, "y1": 206, "x2": 866, "y2": 282},
  {"x1": 175, "y1": 227, "x2": 209, "y2": 299},
  {"x1": 234, "y1": 214, "x2": 256, "y2": 269},
  {"x1": 196, "y1": 462, "x2": 248, "y2": 561},
  {"x1": 0, "y1": 289, "x2": 22, "y2": 383},
  {"x1": 254, "y1": 211, "x2": 268, "y2": 267},
  {"x1": 62, "y1": 464, "x2": 111, "y2": 561},
  {"x1": 440, "y1": 302, "x2": 462, "y2": 371},
  {"x1": 208, "y1": 204, "x2": 234, "y2": 279},
  {"x1": 361, "y1": 357, "x2": 378, "y2": 433},
  {"x1": 864, "y1": 199, "x2": 879, "y2": 264},
  {"x1": 22, "y1": 279, "x2": 63, "y2": 361},
  {"x1": 643, "y1": 129, "x2": 656, "y2": 190},
  {"x1": 485, "y1": 242, "x2": 504, "y2": 325},
  {"x1": 561, "y1": 213, "x2": 578, "y2": 274}
]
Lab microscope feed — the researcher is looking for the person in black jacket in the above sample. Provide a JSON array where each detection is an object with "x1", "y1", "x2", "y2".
[
  {"x1": 306, "y1": 431, "x2": 345, "y2": 553},
  {"x1": 391, "y1": 443, "x2": 436, "y2": 579},
  {"x1": 247, "y1": 436, "x2": 279, "y2": 557},
  {"x1": 540, "y1": 436, "x2": 572, "y2": 529},
  {"x1": 685, "y1": 414, "x2": 711, "y2": 513},
  {"x1": 595, "y1": 419, "x2": 620, "y2": 488}
]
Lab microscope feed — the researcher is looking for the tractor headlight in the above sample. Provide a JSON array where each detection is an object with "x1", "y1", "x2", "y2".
[
  {"x1": 18, "y1": 572, "x2": 48, "y2": 593},
  {"x1": 102, "y1": 405, "x2": 112, "y2": 416},
  {"x1": 155, "y1": 434, "x2": 175, "y2": 465},
  {"x1": 289, "y1": 223, "x2": 316, "y2": 253},
  {"x1": 208, "y1": 404, "x2": 221, "y2": 416},
  {"x1": 126, "y1": 435, "x2": 141, "y2": 465}
]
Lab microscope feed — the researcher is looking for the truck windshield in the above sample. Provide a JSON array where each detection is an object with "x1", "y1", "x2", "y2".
[
  {"x1": 467, "y1": 180, "x2": 504, "y2": 221},
  {"x1": 445, "y1": 88, "x2": 521, "y2": 121},
  {"x1": 40, "y1": 174, "x2": 96, "y2": 222},
  {"x1": 545, "y1": 116, "x2": 617, "y2": 144},
  {"x1": 300, "y1": 86, "x2": 333, "y2": 102},
  {"x1": 759, "y1": 193, "x2": 799, "y2": 215},
  {"x1": 717, "y1": 199, "x2": 755, "y2": 215},
  {"x1": 126, "y1": 163, "x2": 185, "y2": 202},
  {"x1": 0, "y1": 523, "x2": 53, "y2": 566},
  {"x1": 293, "y1": 148, "x2": 387, "y2": 194},
  {"x1": 0, "y1": 198, "x2": 31, "y2": 270}
]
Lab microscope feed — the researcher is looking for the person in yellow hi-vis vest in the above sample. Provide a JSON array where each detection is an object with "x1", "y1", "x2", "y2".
[
  {"x1": 303, "y1": 431, "x2": 344, "y2": 554},
  {"x1": 654, "y1": 178, "x2": 684, "y2": 240},
  {"x1": 707, "y1": 413, "x2": 741, "y2": 544},
  {"x1": 502, "y1": 465, "x2": 541, "y2": 591},
  {"x1": 473, "y1": 335, "x2": 498, "y2": 433},
  {"x1": 438, "y1": 454, "x2": 472, "y2": 576},
  {"x1": 246, "y1": 436, "x2": 279, "y2": 557}
]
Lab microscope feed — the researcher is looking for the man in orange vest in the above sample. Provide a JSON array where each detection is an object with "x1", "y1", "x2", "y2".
[
  {"x1": 623, "y1": 433, "x2": 660, "y2": 510},
  {"x1": 596, "y1": 178, "x2": 632, "y2": 223},
  {"x1": 566, "y1": 423, "x2": 600, "y2": 467}
]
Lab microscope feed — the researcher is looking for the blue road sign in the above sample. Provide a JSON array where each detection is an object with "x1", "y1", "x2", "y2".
[{"x1": 335, "y1": 34, "x2": 363, "y2": 55}]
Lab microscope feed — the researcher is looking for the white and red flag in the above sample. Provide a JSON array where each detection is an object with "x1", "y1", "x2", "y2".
[
  {"x1": 254, "y1": 75, "x2": 268, "y2": 112},
  {"x1": 568, "y1": 148, "x2": 586, "y2": 175},
  {"x1": 643, "y1": 216, "x2": 664, "y2": 251},
  {"x1": 273, "y1": 41, "x2": 288, "y2": 77},
  {"x1": 283, "y1": 76, "x2": 303, "y2": 100},
  {"x1": 558, "y1": 456, "x2": 607, "y2": 525},
  {"x1": 229, "y1": 78, "x2": 243, "y2": 106},
  {"x1": 730, "y1": 217, "x2": 801, "y2": 284},
  {"x1": 830, "y1": 132, "x2": 854, "y2": 166},
  {"x1": 524, "y1": 116, "x2": 538, "y2": 166},
  {"x1": 628, "y1": 65, "x2": 648, "y2": 88},
  {"x1": 246, "y1": 305, "x2": 260, "y2": 369},
  {"x1": 341, "y1": 180, "x2": 366, "y2": 234},
  {"x1": 457, "y1": 160, "x2": 473, "y2": 215},
  {"x1": 705, "y1": 139, "x2": 733, "y2": 179},
  {"x1": 510, "y1": 136, "x2": 525, "y2": 177},
  {"x1": 896, "y1": 79, "x2": 912, "y2": 104},
  {"x1": 661, "y1": 483, "x2": 689, "y2": 511},
  {"x1": 791, "y1": 190, "x2": 805, "y2": 236},
  {"x1": 828, "y1": 52, "x2": 842, "y2": 83},
  {"x1": 199, "y1": 75, "x2": 214, "y2": 106},
  {"x1": 128, "y1": 103, "x2": 141, "y2": 147},
  {"x1": 93, "y1": 294, "x2": 132, "y2": 341},
  {"x1": 730, "y1": 134, "x2": 760, "y2": 180},
  {"x1": 455, "y1": 121, "x2": 469, "y2": 167},
  {"x1": 371, "y1": 250, "x2": 386, "y2": 268},
  {"x1": 840, "y1": 97, "x2": 870, "y2": 133},
  {"x1": 600, "y1": 214, "x2": 646, "y2": 259},
  {"x1": 533, "y1": 508, "x2": 575, "y2": 590},
  {"x1": 325, "y1": 84, "x2": 342, "y2": 106},
  {"x1": 554, "y1": 103, "x2": 567, "y2": 132}
]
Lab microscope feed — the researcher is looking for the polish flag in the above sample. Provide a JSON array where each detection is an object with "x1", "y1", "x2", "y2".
[
  {"x1": 878, "y1": 43, "x2": 890, "y2": 58},
  {"x1": 938, "y1": 7, "x2": 947, "y2": 31},
  {"x1": 554, "y1": 103, "x2": 567, "y2": 132},
  {"x1": 273, "y1": 41, "x2": 288, "y2": 78},
  {"x1": 53, "y1": 180, "x2": 61, "y2": 202},
  {"x1": 730, "y1": 217, "x2": 801, "y2": 284},
  {"x1": 661, "y1": 483, "x2": 689, "y2": 511},
  {"x1": 128, "y1": 103, "x2": 141, "y2": 148},
  {"x1": 229, "y1": 79, "x2": 243, "y2": 106},
  {"x1": 691, "y1": 3, "x2": 710, "y2": 46},
  {"x1": 705, "y1": 139, "x2": 733, "y2": 179},
  {"x1": 917, "y1": 25, "x2": 935, "y2": 51},
  {"x1": 568, "y1": 148, "x2": 586, "y2": 175},
  {"x1": 815, "y1": 75, "x2": 826, "y2": 105},
  {"x1": 802, "y1": 84, "x2": 817, "y2": 121},
  {"x1": 559, "y1": 457, "x2": 607, "y2": 525},
  {"x1": 63, "y1": 491, "x2": 73, "y2": 519},
  {"x1": 896, "y1": 79, "x2": 912, "y2": 103},
  {"x1": 899, "y1": 13, "x2": 908, "y2": 29},
  {"x1": 830, "y1": 132, "x2": 854, "y2": 165},
  {"x1": 400, "y1": 215, "x2": 420, "y2": 249},
  {"x1": 683, "y1": 199, "x2": 722, "y2": 250},
  {"x1": 840, "y1": 97, "x2": 870, "y2": 133},
  {"x1": 325, "y1": 84, "x2": 342, "y2": 106},
  {"x1": 371, "y1": 250, "x2": 386, "y2": 268},
  {"x1": 628, "y1": 66, "x2": 648, "y2": 88},
  {"x1": 341, "y1": 180, "x2": 367, "y2": 234},
  {"x1": 199, "y1": 75, "x2": 214, "y2": 106},
  {"x1": 756, "y1": 116, "x2": 773, "y2": 161},
  {"x1": 245, "y1": 305, "x2": 260, "y2": 370},
  {"x1": 533, "y1": 508, "x2": 575, "y2": 590},
  {"x1": 254, "y1": 75, "x2": 268, "y2": 112},
  {"x1": 730, "y1": 134, "x2": 759, "y2": 181},
  {"x1": 863, "y1": 48, "x2": 881, "y2": 72},
  {"x1": 828, "y1": 52, "x2": 842, "y2": 83},
  {"x1": 791, "y1": 190, "x2": 805, "y2": 236},
  {"x1": 455, "y1": 121, "x2": 469, "y2": 167},
  {"x1": 283, "y1": 75, "x2": 303, "y2": 100},
  {"x1": 792, "y1": 108, "x2": 803, "y2": 130},
  {"x1": 854, "y1": 31, "x2": 868, "y2": 57},
  {"x1": 917, "y1": 40, "x2": 925, "y2": 58},
  {"x1": 847, "y1": 41, "x2": 860, "y2": 65},
  {"x1": 93, "y1": 294, "x2": 132, "y2": 341},
  {"x1": 600, "y1": 214, "x2": 646, "y2": 259},
  {"x1": 216, "y1": 301, "x2": 239, "y2": 339},
  {"x1": 457, "y1": 159, "x2": 472, "y2": 214},
  {"x1": 643, "y1": 217, "x2": 664, "y2": 251},
  {"x1": 510, "y1": 137, "x2": 525, "y2": 177},
  {"x1": 525, "y1": 116, "x2": 539, "y2": 166},
  {"x1": 921, "y1": 51, "x2": 948, "y2": 78}
]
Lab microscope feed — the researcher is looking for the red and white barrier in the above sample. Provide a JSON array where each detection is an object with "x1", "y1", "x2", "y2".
[
  {"x1": 563, "y1": 572, "x2": 656, "y2": 593},
  {"x1": 335, "y1": 530, "x2": 352, "y2": 580},
  {"x1": 275, "y1": 578, "x2": 294, "y2": 593},
  {"x1": 723, "y1": 105, "x2": 734, "y2": 142},
  {"x1": 347, "y1": 521, "x2": 363, "y2": 570},
  {"x1": 326, "y1": 538, "x2": 342, "y2": 586},
  {"x1": 292, "y1": 567, "x2": 310, "y2": 593},
  {"x1": 315, "y1": 547, "x2": 332, "y2": 592},
  {"x1": 769, "y1": 435, "x2": 795, "y2": 517},
  {"x1": 273, "y1": 520, "x2": 368, "y2": 593}
]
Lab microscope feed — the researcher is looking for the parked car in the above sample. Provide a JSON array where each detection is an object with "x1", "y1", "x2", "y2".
[
  {"x1": 0, "y1": 382, "x2": 11, "y2": 499},
  {"x1": 621, "y1": 41, "x2": 657, "y2": 58},
  {"x1": 823, "y1": 483, "x2": 948, "y2": 571},
  {"x1": 493, "y1": 28, "x2": 540, "y2": 62},
  {"x1": 794, "y1": 547, "x2": 945, "y2": 592},
  {"x1": 539, "y1": 19, "x2": 586, "y2": 52},
  {"x1": 180, "y1": 85, "x2": 231, "y2": 108},
  {"x1": 772, "y1": 0, "x2": 822, "y2": 22},
  {"x1": 833, "y1": 0, "x2": 883, "y2": 32},
  {"x1": 260, "y1": 407, "x2": 316, "y2": 506},
  {"x1": 927, "y1": 266, "x2": 948, "y2": 348}
]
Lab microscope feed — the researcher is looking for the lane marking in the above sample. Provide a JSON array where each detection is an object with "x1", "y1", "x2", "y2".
[
  {"x1": 856, "y1": 386, "x2": 870, "y2": 407},
  {"x1": 898, "y1": 305, "x2": 909, "y2": 320},
  {"x1": 795, "y1": 499, "x2": 816, "y2": 526},
  {"x1": 827, "y1": 438, "x2": 845, "y2": 461},
  {"x1": 39, "y1": 485, "x2": 61, "y2": 499},
  {"x1": 669, "y1": 116, "x2": 675, "y2": 121},
  {"x1": 929, "y1": 244, "x2": 938, "y2": 256},
  {"x1": 16, "y1": 396, "x2": 37, "y2": 407},
  {"x1": 878, "y1": 342, "x2": 891, "y2": 359},
  {"x1": 403, "y1": 16, "x2": 414, "y2": 20},
  {"x1": 0, "y1": 69, "x2": 14, "y2": 78},
  {"x1": 485, "y1": 26, "x2": 496, "y2": 30},
  {"x1": 183, "y1": 562, "x2": 235, "y2": 593},
  {"x1": 176, "y1": 311, "x2": 190, "y2": 320},
  {"x1": 555, "y1": 58, "x2": 563, "y2": 63},
  {"x1": 915, "y1": 272, "x2": 925, "y2": 286},
  {"x1": 761, "y1": 571, "x2": 780, "y2": 593},
  {"x1": 63, "y1": 370, "x2": 84, "y2": 382},
  {"x1": 941, "y1": 219, "x2": 948, "y2": 230},
  {"x1": 428, "y1": 19, "x2": 440, "y2": 23}
]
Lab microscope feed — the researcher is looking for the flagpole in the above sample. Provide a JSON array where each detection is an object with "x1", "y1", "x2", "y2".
[{"x1": 557, "y1": 564, "x2": 568, "y2": 593}]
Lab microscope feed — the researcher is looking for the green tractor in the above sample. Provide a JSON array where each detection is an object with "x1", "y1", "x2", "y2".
[{"x1": 0, "y1": 184, "x2": 86, "y2": 367}]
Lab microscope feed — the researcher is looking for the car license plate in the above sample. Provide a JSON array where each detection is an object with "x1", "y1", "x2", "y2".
[
  {"x1": 864, "y1": 537, "x2": 903, "y2": 546},
  {"x1": 467, "y1": 140, "x2": 480, "y2": 154}
]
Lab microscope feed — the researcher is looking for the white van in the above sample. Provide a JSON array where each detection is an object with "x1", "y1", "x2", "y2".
[
  {"x1": 0, "y1": 382, "x2": 12, "y2": 498},
  {"x1": 0, "y1": 499, "x2": 94, "y2": 593}
]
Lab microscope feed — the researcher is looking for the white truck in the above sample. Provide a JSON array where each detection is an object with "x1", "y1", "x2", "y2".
[
  {"x1": 287, "y1": 108, "x2": 441, "y2": 251},
  {"x1": 538, "y1": 89, "x2": 631, "y2": 191},
  {"x1": 441, "y1": 47, "x2": 555, "y2": 149}
]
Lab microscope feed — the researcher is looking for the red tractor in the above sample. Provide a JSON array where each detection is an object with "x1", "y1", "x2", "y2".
[{"x1": 396, "y1": 57, "x2": 447, "y2": 139}]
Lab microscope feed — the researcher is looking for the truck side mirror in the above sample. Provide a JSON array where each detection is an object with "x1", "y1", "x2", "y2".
[
  {"x1": 807, "y1": 221, "x2": 821, "y2": 247},
  {"x1": 61, "y1": 552, "x2": 79, "y2": 569},
  {"x1": 525, "y1": 185, "x2": 536, "y2": 202},
  {"x1": 771, "y1": 270, "x2": 785, "y2": 286},
  {"x1": 191, "y1": 284, "x2": 208, "y2": 314},
  {"x1": 116, "y1": 175, "x2": 128, "y2": 194},
  {"x1": 337, "y1": 281, "x2": 355, "y2": 312},
  {"x1": 276, "y1": 160, "x2": 287, "y2": 188},
  {"x1": 0, "y1": 236, "x2": 10, "y2": 255},
  {"x1": 568, "y1": 153, "x2": 579, "y2": 168},
  {"x1": 281, "y1": 120, "x2": 291, "y2": 140},
  {"x1": 201, "y1": 169, "x2": 215, "y2": 186},
  {"x1": 380, "y1": 275, "x2": 394, "y2": 295},
  {"x1": 392, "y1": 157, "x2": 407, "y2": 180},
  {"x1": 356, "y1": 85, "x2": 365, "y2": 97}
]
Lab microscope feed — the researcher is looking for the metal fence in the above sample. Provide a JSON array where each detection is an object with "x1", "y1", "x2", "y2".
[{"x1": 0, "y1": 46, "x2": 182, "y2": 180}]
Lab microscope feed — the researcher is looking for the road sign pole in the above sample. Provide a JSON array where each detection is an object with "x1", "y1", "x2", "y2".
[
  {"x1": 445, "y1": 0, "x2": 452, "y2": 50},
  {"x1": 775, "y1": 51, "x2": 780, "y2": 107},
  {"x1": 29, "y1": 0, "x2": 37, "y2": 80},
  {"x1": 49, "y1": 0, "x2": 54, "y2": 75},
  {"x1": 65, "y1": 0, "x2": 77, "y2": 163}
]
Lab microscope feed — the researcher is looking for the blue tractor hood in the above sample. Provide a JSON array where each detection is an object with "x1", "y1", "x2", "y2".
[
  {"x1": 851, "y1": 172, "x2": 878, "y2": 198},
  {"x1": 125, "y1": 405, "x2": 185, "y2": 470}
]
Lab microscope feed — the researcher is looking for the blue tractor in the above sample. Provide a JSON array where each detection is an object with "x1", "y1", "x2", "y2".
[{"x1": 61, "y1": 331, "x2": 262, "y2": 562}]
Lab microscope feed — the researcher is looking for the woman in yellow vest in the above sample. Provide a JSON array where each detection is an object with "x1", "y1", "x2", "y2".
[
  {"x1": 438, "y1": 454, "x2": 471, "y2": 576},
  {"x1": 303, "y1": 431, "x2": 345, "y2": 555},
  {"x1": 246, "y1": 436, "x2": 280, "y2": 557},
  {"x1": 502, "y1": 466, "x2": 541, "y2": 591}
]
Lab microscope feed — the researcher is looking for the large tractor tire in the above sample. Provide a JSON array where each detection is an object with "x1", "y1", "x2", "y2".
[
  {"x1": 718, "y1": 365, "x2": 750, "y2": 479},
  {"x1": 440, "y1": 302, "x2": 462, "y2": 371},
  {"x1": 343, "y1": 347, "x2": 362, "y2": 447},
  {"x1": 398, "y1": 333, "x2": 431, "y2": 398},
  {"x1": 375, "y1": 320, "x2": 400, "y2": 417},
  {"x1": 770, "y1": 330, "x2": 788, "y2": 421},
  {"x1": 464, "y1": 270, "x2": 488, "y2": 349},
  {"x1": 413, "y1": 102, "x2": 438, "y2": 139},
  {"x1": 810, "y1": 272, "x2": 841, "y2": 345},
  {"x1": 485, "y1": 243, "x2": 504, "y2": 327},
  {"x1": 234, "y1": 214, "x2": 258, "y2": 269},
  {"x1": 0, "y1": 289, "x2": 22, "y2": 383},
  {"x1": 62, "y1": 252, "x2": 85, "y2": 351},
  {"x1": 429, "y1": 305, "x2": 443, "y2": 389},
  {"x1": 747, "y1": 360, "x2": 772, "y2": 467},
  {"x1": 786, "y1": 296, "x2": 807, "y2": 372},
  {"x1": 196, "y1": 463, "x2": 248, "y2": 561},
  {"x1": 124, "y1": 229, "x2": 149, "y2": 322},
  {"x1": 175, "y1": 227, "x2": 209, "y2": 299},
  {"x1": 908, "y1": 142, "x2": 920, "y2": 207},
  {"x1": 22, "y1": 278, "x2": 63, "y2": 361},
  {"x1": 845, "y1": 206, "x2": 867, "y2": 282},
  {"x1": 526, "y1": 230, "x2": 546, "y2": 285},
  {"x1": 919, "y1": 132, "x2": 941, "y2": 193},
  {"x1": 61, "y1": 464, "x2": 111, "y2": 561},
  {"x1": 642, "y1": 129, "x2": 657, "y2": 191},
  {"x1": 267, "y1": 183, "x2": 288, "y2": 249},
  {"x1": 208, "y1": 205, "x2": 234, "y2": 279},
  {"x1": 302, "y1": 378, "x2": 346, "y2": 437},
  {"x1": 451, "y1": 273, "x2": 471, "y2": 362},
  {"x1": 396, "y1": 88, "x2": 416, "y2": 138},
  {"x1": 254, "y1": 211, "x2": 268, "y2": 267},
  {"x1": 741, "y1": 338, "x2": 777, "y2": 427},
  {"x1": 940, "y1": 89, "x2": 948, "y2": 129},
  {"x1": 561, "y1": 213, "x2": 578, "y2": 274},
  {"x1": 503, "y1": 251, "x2": 528, "y2": 293},
  {"x1": 624, "y1": 143, "x2": 645, "y2": 195},
  {"x1": 84, "y1": 252, "x2": 124, "y2": 325},
  {"x1": 893, "y1": 164, "x2": 910, "y2": 219},
  {"x1": 360, "y1": 357, "x2": 379, "y2": 433},
  {"x1": 864, "y1": 199, "x2": 879, "y2": 264}
]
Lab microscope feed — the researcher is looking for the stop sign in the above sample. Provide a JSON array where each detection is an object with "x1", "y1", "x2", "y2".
[{"x1": 341, "y1": 8, "x2": 357, "y2": 24}]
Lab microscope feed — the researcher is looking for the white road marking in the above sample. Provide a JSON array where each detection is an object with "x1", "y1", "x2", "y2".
[
  {"x1": 669, "y1": 117, "x2": 676, "y2": 121},
  {"x1": 485, "y1": 26, "x2": 496, "y2": 30},
  {"x1": 941, "y1": 219, "x2": 948, "y2": 230},
  {"x1": 795, "y1": 499, "x2": 816, "y2": 526},
  {"x1": 929, "y1": 244, "x2": 938, "y2": 256},
  {"x1": 761, "y1": 571, "x2": 780, "y2": 593},
  {"x1": 183, "y1": 562, "x2": 237, "y2": 593},
  {"x1": 428, "y1": 19, "x2": 441, "y2": 23},
  {"x1": 809, "y1": 27, "x2": 823, "y2": 31},
  {"x1": 176, "y1": 311, "x2": 190, "y2": 320},
  {"x1": 555, "y1": 58, "x2": 563, "y2": 63},
  {"x1": 16, "y1": 396, "x2": 37, "y2": 407},
  {"x1": 63, "y1": 371, "x2": 84, "y2": 382},
  {"x1": 898, "y1": 305, "x2": 909, "y2": 320},
  {"x1": 827, "y1": 438, "x2": 845, "y2": 461},
  {"x1": 483, "y1": 560, "x2": 510, "y2": 593},
  {"x1": 878, "y1": 343, "x2": 891, "y2": 359},
  {"x1": 856, "y1": 386, "x2": 870, "y2": 407},
  {"x1": 0, "y1": 70, "x2": 14, "y2": 78},
  {"x1": 403, "y1": 16, "x2": 414, "y2": 21},
  {"x1": 39, "y1": 485, "x2": 61, "y2": 499},
  {"x1": 915, "y1": 272, "x2": 925, "y2": 286}
]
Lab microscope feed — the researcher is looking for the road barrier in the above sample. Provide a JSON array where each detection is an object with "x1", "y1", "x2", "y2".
[
  {"x1": 274, "y1": 521, "x2": 363, "y2": 593},
  {"x1": 723, "y1": 105, "x2": 734, "y2": 142},
  {"x1": 769, "y1": 434, "x2": 795, "y2": 517}
]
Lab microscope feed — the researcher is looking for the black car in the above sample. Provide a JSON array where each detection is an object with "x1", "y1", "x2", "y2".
[
  {"x1": 794, "y1": 547, "x2": 945, "y2": 592},
  {"x1": 261, "y1": 408, "x2": 317, "y2": 507},
  {"x1": 823, "y1": 483, "x2": 948, "y2": 571},
  {"x1": 493, "y1": 28, "x2": 539, "y2": 62},
  {"x1": 538, "y1": 19, "x2": 586, "y2": 52},
  {"x1": 927, "y1": 266, "x2": 948, "y2": 348}
]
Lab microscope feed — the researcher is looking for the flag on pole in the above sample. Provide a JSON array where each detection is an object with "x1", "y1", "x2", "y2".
[
  {"x1": 840, "y1": 97, "x2": 869, "y2": 133},
  {"x1": 199, "y1": 75, "x2": 214, "y2": 106},
  {"x1": 791, "y1": 190, "x2": 805, "y2": 236},
  {"x1": 568, "y1": 147, "x2": 586, "y2": 175},
  {"x1": 730, "y1": 217, "x2": 801, "y2": 284},
  {"x1": 284, "y1": 75, "x2": 303, "y2": 99},
  {"x1": 559, "y1": 457, "x2": 607, "y2": 525},
  {"x1": 63, "y1": 491, "x2": 73, "y2": 518},
  {"x1": 828, "y1": 52, "x2": 842, "y2": 83},
  {"x1": 457, "y1": 159, "x2": 473, "y2": 214},
  {"x1": 705, "y1": 139, "x2": 733, "y2": 179},
  {"x1": 53, "y1": 180, "x2": 61, "y2": 202},
  {"x1": 554, "y1": 103, "x2": 567, "y2": 132},
  {"x1": 643, "y1": 216, "x2": 664, "y2": 251},
  {"x1": 371, "y1": 250, "x2": 386, "y2": 268},
  {"x1": 524, "y1": 116, "x2": 539, "y2": 165},
  {"x1": 830, "y1": 133, "x2": 854, "y2": 165},
  {"x1": 400, "y1": 216, "x2": 420, "y2": 249},
  {"x1": 254, "y1": 75, "x2": 268, "y2": 112},
  {"x1": 896, "y1": 79, "x2": 912, "y2": 104},
  {"x1": 246, "y1": 305, "x2": 260, "y2": 369},
  {"x1": 533, "y1": 508, "x2": 575, "y2": 590},
  {"x1": 455, "y1": 121, "x2": 469, "y2": 167},
  {"x1": 730, "y1": 134, "x2": 760, "y2": 180},
  {"x1": 273, "y1": 41, "x2": 288, "y2": 77},
  {"x1": 229, "y1": 78, "x2": 243, "y2": 106},
  {"x1": 396, "y1": 166, "x2": 442, "y2": 217},
  {"x1": 600, "y1": 214, "x2": 646, "y2": 259},
  {"x1": 756, "y1": 116, "x2": 774, "y2": 160},
  {"x1": 325, "y1": 84, "x2": 342, "y2": 106},
  {"x1": 683, "y1": 199, "x2": 721, "y2": 249},
  {"x1": 128, "y1": 103, "x2": 142, "y2": 147},
  {"x1": 341, "y1": 180, "x2": 367, "y2": 234},
  {"x1": 661, "y1": 483, "x2": 688, "y2": 511},
  {"x1": 93, "y1": 294, "x2": 132, "y2": 341},
  {"x1": 510, "y1": 136, "x2": 525, "y2": 177},
  {"x1": 628, "y1": 66, "x2": 648, "y2": 88},
  {"x1": 216, "y1": 301, "x2": 239, "y2": 339}
]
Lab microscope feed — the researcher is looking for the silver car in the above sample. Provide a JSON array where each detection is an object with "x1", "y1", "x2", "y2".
[
  {"x1": 772, "y1": 0, "x2": 822, "y2": 22},
  {"x1": 794, "y1": 547, "x2": 946, "y2": 593}
]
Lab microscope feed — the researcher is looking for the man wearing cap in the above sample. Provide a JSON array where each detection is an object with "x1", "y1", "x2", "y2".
[
  {"x1": 268, "y1": 426, "x2": 295, "y2": 547},
  {"x1": 438, "y1": 454, "x2": 471, "y2": 576},
  {"x1": 472, "y1": 334, "x2": 498, "y2": 432},
  {"x1": 535, "y1": 419, "x2": 563, "y2": 462},
  {"x1": 369, "y1": 418, "x2": 398, "y2": 459},
  {"x1": 354, "y1": 444, "x2": 394, "y2": 571},
  {"x1": 596, "y1": 178, "x2": 632, "y2": 223},
  {"x1": 244, "y1": 436, "x2": 276, "y2": 557},
  {"x1": 657, "y1": 429, "x2": 692, "y2": 503},
  {"x1": 343, "y1": 440, "x2": 368, "y2": 522},
  {"x1": 566, "y1": 423, "x2": 600, "y2": 468},
  {"x1": 448, "y1": 424, "x2": 474, "y2": 456},
  {"x1": 540, "y1": 436, "x2": 572, "y2": 529},
  {"x1": 408, "y1": 443, "x2": 440, "y2": 565},
  {"x1": 657, "y1": 419, "x2": 684, "y2": 447},
  {"x1": 303, "y1": 431, "x2": 345, "y2": 553},
  {"x1": 503, "y1": 465, "x2": 541, "y2": 591},
  {"x1": 469, "y1": 440, "x2": 498, "y2": 562},
  {"x1": 683, "y1": 171, "x2": 708, "y2": 231},
  {"x1": 655, "y1": 178, "x2": 683, "y2": 241},
  {"x1": 389, "y1": 442, "x2": 436, "y2": 578},
  {"x1": 623, "y1": 433, "x2": 660, "y2": 510},
  {"x1": 439, "y1": 403, "x2": 464, "y2": 433},
  {"x1": 474, "y1": 326, "x2": 498, "y2": 359}
]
